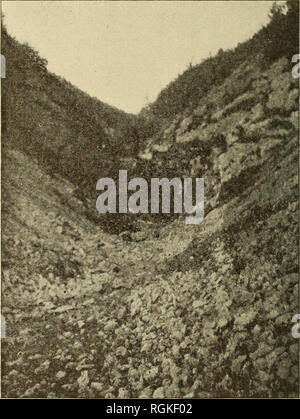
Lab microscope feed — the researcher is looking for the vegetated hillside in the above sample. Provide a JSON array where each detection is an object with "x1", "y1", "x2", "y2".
[
  {"x1": 139, "y1": 1, "x2": 298, "y2": 134},
  {"x1": 1, "y1": 23, "x2": 144, "y2": 232},
  {"x1": 1, "y1": 2, "x2": 299, "y2": 398}
]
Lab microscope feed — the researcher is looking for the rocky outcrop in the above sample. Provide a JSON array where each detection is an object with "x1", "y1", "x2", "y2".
[{"x1": 133, "y1": 57, "x2": 299, "y2": 397}]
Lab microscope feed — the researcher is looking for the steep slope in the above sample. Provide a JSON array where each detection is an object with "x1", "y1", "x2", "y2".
[
  {"x1": 1, "y1": 25, "x2": 141, "y2": 233},
  {"x1": 134, "y1": 56, "x2": 299, "y2": 397}
]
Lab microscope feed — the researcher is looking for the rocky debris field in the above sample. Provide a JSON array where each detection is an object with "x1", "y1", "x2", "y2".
[
  {"x1": 1, "y1": 149, "x2": 298, "y2": 398},
  {"x1": 1, "y1": 56, "x2": 299, "y2": 398}
]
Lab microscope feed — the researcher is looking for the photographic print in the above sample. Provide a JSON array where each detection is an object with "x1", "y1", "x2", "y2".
[{"x1": 1, "y1": 0, "x2": 299, "y2": 401}]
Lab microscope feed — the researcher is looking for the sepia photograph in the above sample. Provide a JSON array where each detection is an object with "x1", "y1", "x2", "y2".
[{"x1": 0, "y1": 0, "x2": 299, "y2": 401}]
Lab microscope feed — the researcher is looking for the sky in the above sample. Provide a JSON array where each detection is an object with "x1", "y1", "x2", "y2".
[{"x1": 2, "y1": 1, "x2": 279, "y2": 114}]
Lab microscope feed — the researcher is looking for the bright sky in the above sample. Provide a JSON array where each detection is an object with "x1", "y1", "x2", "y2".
[{"x1": 2, "y1": 1, "x2": 278, "y2": 114}]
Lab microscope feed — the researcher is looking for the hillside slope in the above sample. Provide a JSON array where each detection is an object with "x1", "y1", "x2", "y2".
[
  {"x1": 139, "y1": 0, "x2": 298, "y2": 133},
  {"x1": 1, "y1": 25, "x2": 141, "y2": 233}
]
